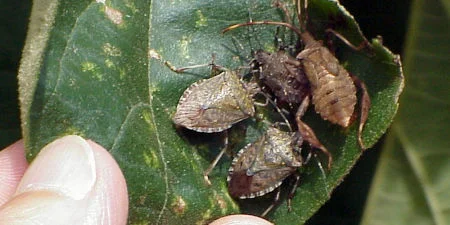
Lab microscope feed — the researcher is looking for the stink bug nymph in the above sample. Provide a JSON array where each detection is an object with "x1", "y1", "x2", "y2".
[
  {"x1": 253, "y1": 50, "x2": 310, "y2": 105},
  {"x1": 223, "y1": 0, "x2": 371, "y2": 153}
]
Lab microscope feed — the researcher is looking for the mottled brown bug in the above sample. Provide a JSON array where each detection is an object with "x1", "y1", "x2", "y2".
[
  {"x1": 163, "y1": 59, "x2": 292, "y2": 185},
  {"x1": 228, "y1": 126, "x2": 308, "y2": 216},
  {"x1": 173, "y1": 69, "x2": 258, "y2": 133},
  {"x1": 170, "y1": 66, "x2": 261, "y2": 185},
  {"x1": 223, "y1": 0, "x2": 371, "y2": 153},
  {"x1": 253, "y1": 50, "x2": 310, "y2": 105}
]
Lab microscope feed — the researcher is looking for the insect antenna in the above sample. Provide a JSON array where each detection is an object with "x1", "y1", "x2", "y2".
[
  {"x1": 314, "y1": 153, "x2": 330, "y2": 194},
  {"x1": 257, "y1": 91, "x2": 293, "y2": 131},
  {"x1": 203, "y1": 130, "x2": 229, "y2": 186},
  {"x1": 325, "y1": 28, "x2": 371, "y2": 52}
]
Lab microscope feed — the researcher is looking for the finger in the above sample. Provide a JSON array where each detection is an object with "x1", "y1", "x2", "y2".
[
  {"x1": 0, "y1": 135, "x2": 128, "y2": 225},
  {"x1": 0, "y1": 140, "x2": 28, "y2": 206},
  {"x1": 209, "y1": 214, "x2": 273, "y2": 225}
]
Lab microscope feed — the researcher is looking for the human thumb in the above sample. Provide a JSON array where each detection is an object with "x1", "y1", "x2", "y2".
[{"x1": 0, "y1": 135, "x2": 128, "y2": 225}]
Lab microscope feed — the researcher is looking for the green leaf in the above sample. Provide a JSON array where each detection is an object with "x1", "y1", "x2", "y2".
[
  {"x1": 361, "y1": 0, "x2": 450, "y2": 224},
  {"x1": 18, "y1": 0, "x2": 403, "y2": 224}
]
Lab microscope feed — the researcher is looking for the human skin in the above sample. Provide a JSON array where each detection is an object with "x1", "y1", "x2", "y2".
[{"x1": 0, "y1": 136, "x2": 271, "y2": 225}]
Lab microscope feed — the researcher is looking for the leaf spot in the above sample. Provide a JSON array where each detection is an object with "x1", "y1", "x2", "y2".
[
  {"x1": 195, "y1": 10, "x2": 207, "y2": 28},
  {"x1": 142, "y1": 110, "x2": 152, "y2": 125},
  {"x1": 105, "y1": 6, "x2": 123, "y2": 25},
  {"x1": 105, "y1": 59, "x2": 115, "y2": 68},
  {"x1": 214, "y1": 193, "x2": 227, "y2": 212},
  {"x1": 103, "y1": 43, "x2": 122, "y2": 57},
  {"x1": 200, "y1": 209, "x2": 213, "y2": 224},
  {"x1": 143, "y1": 151, "x2": 161, "y2": 169},
  {"x1": 81, "y1": 62, "x2": 103, "y2": 81},
  {"x1": 138, "y1": 195, "x2": 147, "y2": 205},
  {"x1": 149, "y1": 49, "x2": 162, "y2": 60},
  {"x1": 180, "y1": 36, "x2": 192, "y2": 59},
  {"x1": 171, "y1": 196, "x2": 187, "y2": 215}
]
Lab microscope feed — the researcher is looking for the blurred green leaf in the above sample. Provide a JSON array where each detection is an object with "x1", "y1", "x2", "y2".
[
  {"x1": 19, "y1": 0, "x2": 403, "y2": 223},
  {"x1": 362, "y1": 0, "x2": 450, "y2": 224}
]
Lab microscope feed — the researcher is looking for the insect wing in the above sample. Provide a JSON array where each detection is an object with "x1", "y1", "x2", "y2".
[
  {"x1": 228, "y1": 127, "x2": 301, "y2": 199},
  {"x1": 173, "y1": 71, "x2": 255, "y2": 133},
  {"x1": 228, "y1": 166, "x2": 296, "y2": 199},
  {"x1": 248, "y1": 127, "x2": 301, "y2": 174}
]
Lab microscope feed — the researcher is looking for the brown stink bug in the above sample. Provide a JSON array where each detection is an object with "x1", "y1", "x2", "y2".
[
  {"x1": 228, "y1": 126, "x2": 309, "y2": 216},
  {"x1": 250, "y1": 49, "x2": 332, "y2": 169},
  {"x1": 222, "y1": 0, "x2": 371, "y2": 154},
  {"x1": 173, "y1": 69, "x2": 258, "y2": 133},
  {"x1": 153, "y1": 55, "x2": 290, "y2": 185},
  {"x1": 171, "y1": 66, "x2": 261, "y2": 185},
  {"x1": 149, "y1": 52, "x2": 259, "y2": 134}
]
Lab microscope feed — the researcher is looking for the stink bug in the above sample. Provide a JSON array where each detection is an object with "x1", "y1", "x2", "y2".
[
  {"x1": 171, "y1": 66, "x2": 261, "y2": 185},
  {"x1": 228, "y1": 126, "x2": 308, "y2": 217},
  {"x1": 157, "y1": 57, "x2": 290, "y2": 185},
  {"x1": 222, "y1": 0, "x2": 371, "y2": 154},
  {"x1": 253, "y1": 50, "x2": 309, "y2": 105},
  {"x1": 173, "y1": 69, "x2": 258, "y2": 133}
]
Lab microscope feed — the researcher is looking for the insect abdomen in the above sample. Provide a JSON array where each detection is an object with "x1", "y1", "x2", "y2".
[{"x1": 299, "y1": 47, "x2": 357, "y2": 127}]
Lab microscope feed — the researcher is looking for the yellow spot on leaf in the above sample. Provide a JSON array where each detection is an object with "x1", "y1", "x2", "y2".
[
  {"x1": 263, "y1": 43, "x2": 276, "y2": 53},
  {"x1": 171, "y1": 196, "x2": 187, "y2": 215},
  {"x1": 125, "y1": 1, "x2": 138, "y2": 14},
  {"x1": 138, "y1": 195, "x2": 147, "y2": 205},
  {"x1": 81, "y1": 62, "x2": 103, "y2": 81},
  {"x1": 149, "y1": 49, "x2": 161, "y2": 60},
  {"x1": 142, "y1": 110, "x2": 152, "y2": 124},
  {"x1": 143, "y1": 151, "x2": 160, "y2": 169},
  {"x1": 198, "y1": 209, "x2": 212, "y2": 225},
  {"x1": 119, "y1": 68, "x2": 126, "y2": 79},
  {"x1": 81, "y1": 62, "x2": 96, "y2": 72},
  {"x1": 148, "y1": 84, "x2": 160, "y2": 97},
  {"x1": 105, "y1": 6, "x2": 123, "y2": 25},
  {"x1": 195, "y1": 10, "x2": 207, "y2": 28},
  {"x1": 105, "y1": 59, "x2": 114, "y2": 68},
  {"x1": 64, "y1": 128, "x2": 85, "y2": 137},
  {"x1": 216, "y1": 195, "x2": 227, "y2": 211},
  {"x1": 180, "y1": 36, "x2": 192, "y2": 59},
  {"x1": 103, "y1": 43, "x2": 121, "y2": 57}
]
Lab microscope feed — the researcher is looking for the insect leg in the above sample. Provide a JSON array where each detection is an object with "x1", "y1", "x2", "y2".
[
  {"x1": 350, "y1": 74, "x2": 371, "y2": 150},
  {"x1": 203, "y1": 131, "x2": 229, "y2": 186},
  {"x1": 261, "y1": 186, "x2": 282, "y2": 217},
  {"x1": 150, "y1": 49, "x2": 221, "y2": 73},
  {"x1": 325, "y1": 28, "x2": 371, "y2": 52},
  {"x1": 287, "y1": 171, "x2": 301, "y2": 212},
  {"x1": 258, "y1": 92, "x2": 293, "y2": 131},
  {"x1": 295, "y1": 96, "x2": 333, "y2": 169}
]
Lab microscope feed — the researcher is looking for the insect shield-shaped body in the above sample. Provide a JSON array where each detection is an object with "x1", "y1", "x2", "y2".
[
  {"x1": 228, "y1": 126, "x2": 305, "y2": 216},
  {"x1": 254, "y1": 50, "x2": 310, "y2": 105},
  {"x1": 173, "y1": 69, "x2": 260, "y2": 185},
  {"x1": 173, "y1": 70, "x2": 258, "y2": 132}
]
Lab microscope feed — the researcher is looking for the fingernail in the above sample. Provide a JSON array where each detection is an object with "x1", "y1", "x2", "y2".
[
  {"x1": 209, "y1": 214, "x2": 273, "y2": 225},
  {"x1": 16, "y1": 135, "x2": 96, "y2": 200}
]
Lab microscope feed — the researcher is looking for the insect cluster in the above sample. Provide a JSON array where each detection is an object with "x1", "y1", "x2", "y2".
[{"x1": 169, "y1": 0, "x2": 371, "y2": 217}]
